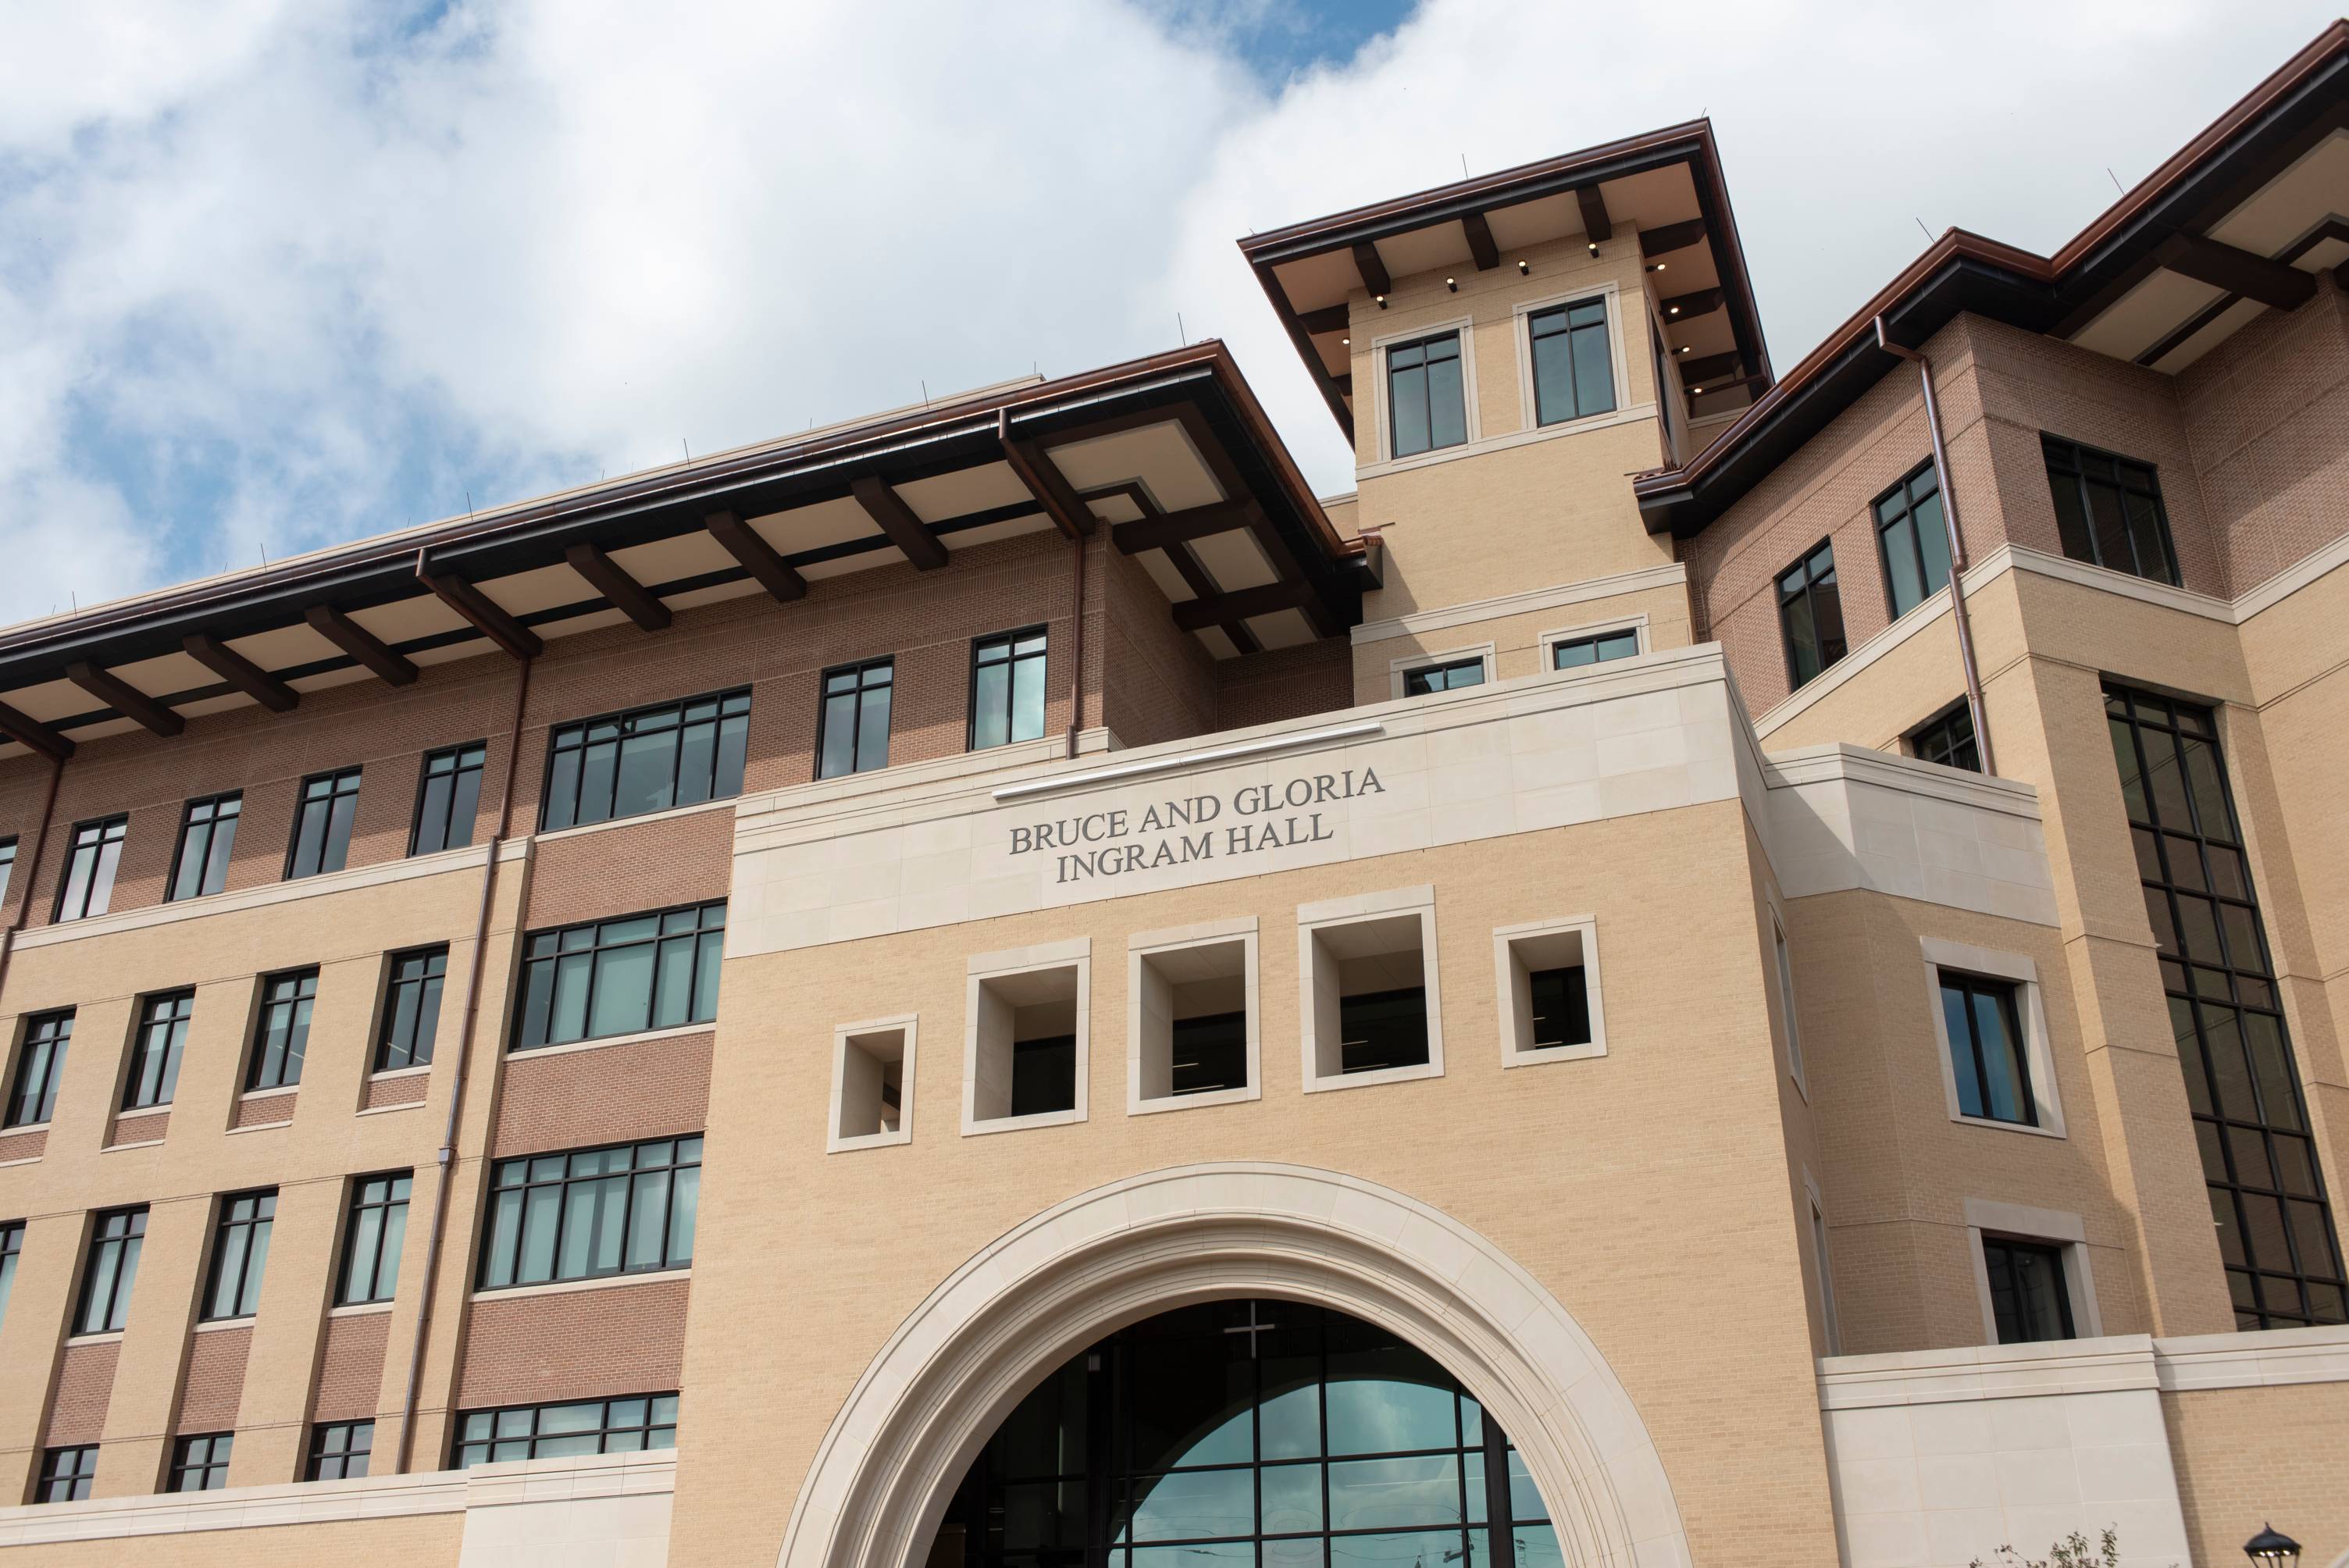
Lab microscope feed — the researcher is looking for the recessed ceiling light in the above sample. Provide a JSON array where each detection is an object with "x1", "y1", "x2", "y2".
[{"x1": 1341, "y1": 337, "x2": 1350, "y2": 345}]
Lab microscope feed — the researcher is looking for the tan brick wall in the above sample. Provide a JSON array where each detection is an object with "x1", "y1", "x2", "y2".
[
  {"x1": 176, "y1": 1325, "x2": 251, "y2": 1431},
  {"x1": 2164, "y1": 1381, "x2": 2349, "y2": 1568},
  {"x1": 2, "y1": 1516, "x2": 464, "y2": 1567}
]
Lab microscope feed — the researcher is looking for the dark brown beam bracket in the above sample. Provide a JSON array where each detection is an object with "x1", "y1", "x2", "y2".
[
  {"x1": 1296, "y1": 305, "x2": 1350, "y2": 335},
  {"x1": 704, "y1": 510, "x2": 807, "y2": 603},
  {"x1": 1674, "y1": 351, "x2": 1746, "y2": 387},
  {"x1": 1171, "y1": 579, "x2": 1314, "y2": 633},
  {"x1": 1352, "y1": 241, "x2": 1392, "y2": 297},
  {"x1": 564, "y1": 543, "x2": 672, "y2": 632},
  {"x1": 305, "y1": 605, "x2": 419, "y2": 686},
  {"x1": 0, "y1": 699, "x2": 74, "y2": 761},
  {"x1": 66, "y1": 661, "x2": 184, "y2": 738},
  {"x1": 183, "y1": 633, "x2": 298, "y2": 712},
  {"x1": 1577, "y1": 185, "x2": 1613, "y2": 244},
  {"x1": 2155, "y1": 232, "x2": 2316, "y2": 312},
  {"x1": 1112, "y1": 500, "x2": 1266, "y2": 556},
  {"x1": 1639, "y1": 218, "x2": 1708, "y2": 258},
  {"x1": 422, "y1": 573, "x2": 544, "y2": 661},
  {"x1": 1461, "y1": 212, "x2": 1499, "y2": 271},
  {"x1": 1657, "y1": 287, "x2": 1725, "y2": 323},
  {"x1": 850, "y1": 476, "x2": 951, "y2": 568},
  {"x1": 996, "y1": 415, "x2": 1099, "y2": 542}
]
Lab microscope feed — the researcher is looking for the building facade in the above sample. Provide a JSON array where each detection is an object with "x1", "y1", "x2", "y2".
[{"x1": 0, "y1": 23, "x2": 2344, "y2": 1568}]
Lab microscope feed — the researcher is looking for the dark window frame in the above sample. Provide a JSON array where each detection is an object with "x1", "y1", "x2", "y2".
[
  {"x1": 201, "y1": 1188, "x2": 276, "y2": 1322},
  {"x1": 308, "y1": 1420, "x2": 375, "y2": 1481},
  {"x1": 512, "y1": 901, "x2": 725, "y2": 1053},
  {"x1": 1776, "y1": 539, "x2": 1848, "y2": 692},
  {"x1": 968, "y1": 628, "x2": 1049, "y2": 752},
  {"x1": 816, "y1": 657, "x2": 894, "y2": 780},
  {"x1": 245, "y1": 968, "x2": 318, "y2": 1092},
  {"x1": 37, "y1": 1445, "x2": 97, "y2": 1504},
  {"x1": 375, "y1": 946, "x2": 448, "y2": 1072},
  {"x1": 2044, "y1": 436, "x2": 2180, "y2": 586},
  {"x1": 124, "y1": 989, "x2": 194, "y2": 1110},
  {"x1": 1981, "y1": 1235, "x2": 2077, "y2": 1343},
  {"x1": 538, "y1": 689, "x2": 750, "y2": 832},
  {"x1": 1401, "y1": 656, "x2": 1486, "y2": 697},
  {"x1": 1873, "y1": 458, "x2": 1952, "y2": 620},
  {"x1": 8, "y1": 1009, "x2": 73, "y2": 1128},
  {"x1": 1550, "y1": 627, "x2": 1640, "y2": 670},
  {"x1": 452, "y1": 1393, "x2": 678, "y2": 1469},
  {"x1": 476, "y1": 1134, "x2": 703, "y2": 1291},
  {"x1": 284, "y1": 767, "x2": 363, "y2": 880},
  {"x1": 1527, "y1": 294, "x2": 1617, "y2": 426},
  {"x1": 337, "y1": 1172, "x2": 412, "y2": 1306},
  {"x1": 1385, "y1": 329, "x2": 1468, "y2": 458},
  {"x1": 0, "y1": 835, "x2": 15, "y2": 911},
  {"x1": 409, "y1": 740, "x2": 488, "y2": 857},
  {"x1": 1908, "y1": 701, "x2": 1982, "y2": 773},
  {"x1": 1938, "y1": 971, "x2": 2037, "y2": 1126},
  {"x1": 55, "y1": 814, "x2": 128, "y2": 922},
  {"x1": 169, "y1": 1432, "x2": 234, "y2": 1492},
  {"x1": 76, "y1": 1206, "x2": 146, "y2": 1336},
  {"x1": 166, "y1": 793, "x2": 242, "y2": 903},
  {"x1": 0, "y1": 1219, "x2": 23, "y2": 1328}
]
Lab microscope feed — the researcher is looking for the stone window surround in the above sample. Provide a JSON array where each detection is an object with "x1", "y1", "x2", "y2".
[
  {"x1": 1387, "y1": 642, "x2": 1495, "y2": 700},
  {"x1": 1490, "y1": 914, "x2": 1606, "y2": 1067},
  {"x1": 1535, "y1": 613, "x2": 1648, "y2": 671},
  {"x1": 1125, "y1": 918, "x2": 1262, "y2": 1117},
  {"x1": 829, "y1": 1014, "x2": 919, "y2": 1153},
  {"x1": 1508, "y1": 280, "x2": 1631, "y2": 436},
  {"x1": 1296, "y1": 885, "x2": 1445, "y2": 1095},
  {"x1": 961, "y1": 938, "x2": 1091, "y2": 1136},
  {"x1": 1962, "y1": 1196, "x2": 2105, "y2": 1342},
  {"x1": 1367, "y1": 312, "x2": 1482, "y2": 465},
  {"x1": 1919, "y1": 935, "x2": 2067, "y2": 1139}
]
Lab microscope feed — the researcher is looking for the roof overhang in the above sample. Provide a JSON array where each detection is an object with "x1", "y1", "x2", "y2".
[
  {"x1": 1636, "y1": 20, "x2": 2349, "y2": 539},
  {"x1": 0, "y1": 343, "x2": 1370, "y2": 761},
  {"x1": 1239, "y1": 120, "x2": 1775, "y2": 440}
]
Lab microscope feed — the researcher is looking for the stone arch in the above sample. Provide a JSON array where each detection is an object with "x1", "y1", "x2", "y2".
[{"x1": 777, "y1": 1163, "x2": 1688, "y2": 1568}]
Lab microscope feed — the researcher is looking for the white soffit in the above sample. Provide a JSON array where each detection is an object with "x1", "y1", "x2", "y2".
[
  {"x1": 1376, "y1": 224, "x2": 1472, "y2": 280},
  {"x1": 895, "y1": 462, "x2": 1032, "y2": 523},
  {"x1": 943, "y1": 514, "x2": 1056, "y2": 552},
  {"x1": 1192, "y1": 529, "x2": 1279, "y2": 593},
  {"x1": 94, "y1": 649, "x2": 211, "y2": 699},
  {"x1": 479, "y1": 562, "x2": 591, "y2": 617},
  {"x1": 286, "y1": 665, "x2": 377, "y2": 693},
  {"x1": 1271, "y1": 248, "x2": 1363, "y2": 314},
  {"x1": 225, "y1": 622, "x2": 340, "y2": 672},
  {"x1": 2148, "y1": 296, "x2": 2270, "y2": 375},
  {"x1": 0, "y1": 677, "x2": 86, "y2": 723},
  {"x1": 1083, "y1": 491, "x2": 1147, "y2": 526},
  {"x1": 1483, "y1": 191, "x2": 1577, "y2": 252},
  {"x1": 1247, "y1": 608, "x2": 1318, "y2": 650},
  {"x1": 663, "y1": 579, "x2": 766, "y2": 614},
  {"x1": 1138, "y1": 550, "x2": 1196, "y2": 604},
  {"x1": 1047, "y1": 422, "x2": 1224, "y2": 512},
  {"x1": 2205, "y1": 130, "x2": 2349, "y2": 257},
  {"x1": 748, "y1": 494, "x2": 872, "y2": 555},
  {"x1": 1194, "y1": 624, "x2": 1241, "y2": 660},
  {"x1": 2071, "y1": 269, "x2": 2226, "y2": 361},
  {"x1": 351, "y1": 594, "x2": 468, "y2": 643},
  {"x1": 610, "y1": 531, "x2": 734, "y2": 587}
]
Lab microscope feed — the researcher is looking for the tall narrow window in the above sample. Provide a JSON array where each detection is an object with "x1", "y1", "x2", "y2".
[
  {"x1": 169, "y1": 1433, "x2": 233, "y2": 1491},
  {"x1": 338, "y1": 1173, "x2": 411, "y2": 1305},
  {"x1": 477, "y1": 1136, "x2": 701, "y2": 1289},
  {"x1": 77, "y1": 1206, "x2": 145, "y2": 1335},
  {"x1": 1529, "y1": 297, "x2": 1616, "y2": 425},
  {"x1": 970, "y1": 629, "x2": 1047, "y2": 750},
  {"x1": 167, "y1": 793, "x2": 241, "y2": 902},
  {"x1": 2108, "y1": 685, "x2": 2346, "y2": 1326},
  {"x1": 411, "y1": 741, "x2": 487, "y2": 855},
  {"x1": 1386, "y1": 330, "x2": 1467, "y2": 458},
  {"x1": 0, "y1": 836, "x2": 14, "y2": 909},
  {"x1": 513, "y1": 902, "x2": 725, "y2": 1051},
  {"x1": 37, "y1": 1446, "x2": 97, "y2": 1503},
  {"x1": 2044, "y1": 437, "x2": 2180, "y2": 585},
  {"x1": 202, "y1": 1189, "x2": 276, "y2": 1320},
  {"x1": 55, "y1": 815, "x2": 127, "y2": 921},
  {"x1": 246, "y1": 969, "x2": 316, "y2": 1091},
  {"x1": 125, "y1": 991, "x2": 194, "y2": 1110},
  {"x1": 1874, "y1": 460, "x2": 1952, "y2": 619},
  {"x1": 1982, "y1": 1237, "x2": 2075, "y2": 1343},
  {"x1": 540, "y1": 690, "x2": 750, "y2": 831},
  {"x1": 1774, "y1": 917, "x2": 1805, "y2": 1085},
  {"x1": 308, "y1": 1421, "x2": 374, "y2": 1481},
  {"x1": 287, "y1": 767, "x2": 362, "y2": 879},
  {"x1": 1401, "y1": 656, "x2": 1485, "y2": 696},
  {"x1": 1909, "y1": 703, "x2": 1981, "y2": 773},
  {"x1": 453, "y1": 1395, "x2": 677, "y2": 1468},
  {"x1": 1810, "y1": 1199, "x2": 1841, "y2": 1355},
  {"x1": 1777, "y1": 542, "x2": 1846, "y2": 690},
  {"x1": 8, "y1": 1010, "x2": 72, "y2": 1127},
  {"x1": 817, "y1": 660, "x2": 893, "y2": 779},
  {"x1": 0, "y1": 1221, "x2": 23, "y2": 1329},
  {"x1": 1939, "y1": 972, "x2": 2035, "y2": 1125},
  {"x1": 1552, "y1": 628, "x2": 1639, "y2": 669},
  {"x1": 376, "y1": 947, "x2": 447, "y2": 1071}
]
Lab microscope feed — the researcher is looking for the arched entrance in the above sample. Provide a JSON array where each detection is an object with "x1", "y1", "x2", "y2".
[{"x1": 776, "y1": 1165, "x2": 1686, "y2": 1568}]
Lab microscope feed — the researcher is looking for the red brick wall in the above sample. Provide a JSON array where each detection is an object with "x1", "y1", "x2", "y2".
[
  {"x1": 105, "y1": 1109, "x2": 168, "y2": 1148},
  {"x1": 455, "y1": 1277, "x2": 690, "y2": 1409},
  {"x1": 526, "y1": 807, "x2": 733, "y2": 933},
  {"x1": 312, "y1": 1310, "x2": 391, "y2": 1421},
  {"x1": 1099, "y1": 544, "x2": 1217, "y2": 750},
  {"x1": 232, "y1": 1092, "x2": 296, "y2": 1129},
  {"x1": 491, "y1": 1032, "x2": 712, "y2": 1157},
  {"x1": 43, "y1": 1340, "x2": 118, "y2": 1445},
  {"x1": 1215, "y1": 640, "x2": 1352, "y2": 731},
  {"x1": 0, "y1": 1128, "x2": 45, "y2": 1163},
  {"x1": 177, "y1": 1324, "x2": 251, "y2": 1431},
  {"x1": 362, "y1": 1074, "x2": 429, "y2": 1112}
]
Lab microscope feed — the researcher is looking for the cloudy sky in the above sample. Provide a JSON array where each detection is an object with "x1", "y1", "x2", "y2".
[{"x1": 0, "y1": 0, "x2": 2333, "y2": 625}]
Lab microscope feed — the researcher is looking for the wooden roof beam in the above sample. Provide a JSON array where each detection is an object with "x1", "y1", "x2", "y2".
[
  {"x1": 1352, "y1": 241, "x2": 1392, "y2": 297},
  {"x1": 1577, "y1": 185, "x2": 1614, "y2": 244},
  {"x1": 564, "y1": 543, "x2": 671, "y2": 632},
  {"x1": 996, "y1": 412, "x2": 1097, "y2": 541},
  {"x1": 2156, "y1": 232, "x2": 2316, "y2": 312},
  {"x1": 1171, "y1": 579, "x2": 1314, "y2": 633},
  {"x1": 305, "y1": 605, "x2": 418, "y2": 686},
  {"x1": 183, "y1": 633, "x2": 298, "y2": 712},
  {"x1": 421, "y1": 572, "x2": 543, "y2": 661},
  {"x1": 0, "y1": 700, "x2": 73, "y2": 761},
  {"x1": 1674, "y1": 351, "x2": 1746, "y2": 387},
  {"x1": 1658, "y1": 287, "x2": 1725, "y2": 323},
  {"x1": 1640, "y1": 218, "x2": 1708, "y2": 258},
  {"x1": 850, "y1": 476, "x2": 951, "y2": 568},
  {"x1": 66, "y1": 661, "x2": 183, "y2": 738},
  {"x1": 1113, "y1": 500, "x2": 1266, "y2": 556},
  {"x1": 704, "y1": 510, "x2": 807, "y2": 603},
  {"x1": 1296, "y1": 305, "x2": 1350, "y2": 334},
  {"x1": 1461, "y1": 212, "x2": 1499, "y2": 271}
]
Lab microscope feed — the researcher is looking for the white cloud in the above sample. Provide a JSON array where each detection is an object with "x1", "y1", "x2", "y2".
[{"x1": 0, "y1": 0, "x2": 2332, "y2": 625}]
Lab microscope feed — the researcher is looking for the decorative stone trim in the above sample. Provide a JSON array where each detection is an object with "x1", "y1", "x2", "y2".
[
  {"x1": 470, "y1": 1267, "x2": 691, "y2": 1304},
  {"x1": 1352, "y1": 562, "x2": 1685, "y2": 645}
]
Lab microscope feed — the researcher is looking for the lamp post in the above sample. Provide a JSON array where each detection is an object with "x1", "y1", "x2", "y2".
[{"x1": 2243, "y1": 1523, "x2": 2301, "y2": 1565}]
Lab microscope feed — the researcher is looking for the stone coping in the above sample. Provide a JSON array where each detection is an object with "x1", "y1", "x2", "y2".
[{"x1": 1817, "y1": 1322, "x2": 2349, "y2": 1409}]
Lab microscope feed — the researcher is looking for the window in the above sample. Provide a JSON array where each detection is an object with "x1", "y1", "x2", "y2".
[
  {"x1": 2044, "y1": 436, "x2": 2180, "y2": 585},
  {"x1": 0, "y1": 1221, "x2": 21, "y2": 1328},
  {"x1": 376, "y1": 947, "x2": 447, "y2": 1071},
  {"x1": 76, "y1": 1206, "x2": 145, "y2": 1335},
  {"x1": 0, "y1": 836, "x2": 14, "y2": 909},
  {"x1": 246, "y1": 968, "x2": 316, "y2": 1091},
  {"x1": 1777, "y1": 542, "x2": 1847, "y2": 690},
  {"x1": 817, "y1": 660, "x2": 893, "y2": 779},
  {"x1": 477, "y1": 1135, "x2": 701, "y2": 1290},
  {"x1": 287, "y1": 767, "x2": 362, "y2": 879},
  {"x1": 1299, "y1": 889, "x2": 1442, "y2": 1091},
  {"x1": 1982, "y1": 1238, "x2": 2076, "y2": 1343},
  {"x1": 1909, "y1": 703, "x2": 1981, "y2": 772},
  {"x1": 1551, "y1": 627, "x2": 1639, "y2": 669},
  {"x1": 37, "y1": 1445, "x2": 96, "y2": 1504},
  {"x1": 964, "y1": 943, "x2": 1089, "y2": 1132},
  {"x1": 513, "y1": 901, "x2": 725, "y2": 1051},
  {"x1": 830, "y1": 1018, "x2": 915, "y2": 1150},
  {"x1": 308, "y1": 1420, "x2": 374, "y2": 1481},
  {"x1": 338, "y1": 1173, "x2": 410, "y2": 1306},
  {"x1": 124, "y1": 991, "x2": 194, "y2": 1110},
  {"x1": 169, "y1": 1433, "x2": 233, "y2": 1492},
  {"x1": 540, "y1": 690, "x2": 749, "y2": 832},
  {"x1": 1401, "y1": 657, "x2": 1485, "y2": 697},
  {"x1": 1386, "y1": 330, "x2": 1467, "y2": 458},
  {"x1": 1494, "y1": 917, "x2": 1605, "y2": 1066},
  {"x1": 411, "y1": 742, "x2": 487, "y2": 855},
  {"x1": 1529, "y1": 296, "x2": 1616, "y2": 425},
  {"x1": 970, "y1": 630, "x2": 1047, "y2": 750},
  {"x1": 202, "y1": 1190, "x2": 276, "y2": 1321},
  {"x1": 1810, "y1": 1198, "x2": 1841, "y2": 1355},
  {"x1": 454, "y1": 1394, "x2": 677, "y2": 1469},
  {"x1": 1775, "y1": 917, "x2": 1805, "y2": 1087},
  {"x1": 55, "y1": 815, "x2": 127, "y2": 921},
  {"x1": 1938, "y1": 973, "x2": 2034, "y2": 1125},
  {"x1": 1130, "y1": 925, "x2": 1259, "y2": 1114},
  {"x1": 1873, "y1": 460, "x2": 1952, "y2": 619},
  {"x1": 167, "y1": 793, "x2": 241, "y2": 901},
  {"x1": 9, "y1": 1010, "x2": 72, "y2": 1127},
  {"x1": 2108, "y1": 684, "x2": 2346, "y2": 1326}
]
